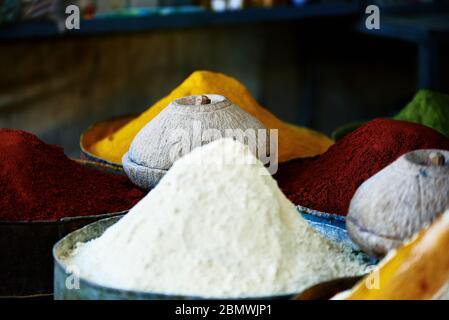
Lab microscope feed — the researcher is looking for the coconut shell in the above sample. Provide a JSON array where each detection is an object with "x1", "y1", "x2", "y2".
[
  {"x1": 122, "y1": 94, "x2": 270, "y2": 189},
  {"x1": 346, "y1": 210, "x2": 449, "y2": 300},
  {"x1": 347, "y1": 149, "x2": 449, "y2": 257}
]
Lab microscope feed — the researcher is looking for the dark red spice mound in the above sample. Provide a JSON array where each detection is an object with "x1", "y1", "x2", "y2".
[
  {"x1": 274, "y1": 119, "x2": 449, "y2": 216},
  {"x1": 0, "y1": 129, "x2": 144, "y2": 222}
]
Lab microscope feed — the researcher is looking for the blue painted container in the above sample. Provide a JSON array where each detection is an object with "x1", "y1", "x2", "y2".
[
  {"x1": 298, "y1": 205, "x2": 377, "y2": 266},
  {"x1": 297, "y1": 205, "x2": 347, "y2": 241}
]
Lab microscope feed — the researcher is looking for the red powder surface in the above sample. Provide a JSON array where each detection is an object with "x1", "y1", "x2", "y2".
[
  {"x1": 0, "y1": 129, "x2": 145, "y2": 222},
  {"x1": 274, "y1": 119, "x2": 449, "y2": 216}
]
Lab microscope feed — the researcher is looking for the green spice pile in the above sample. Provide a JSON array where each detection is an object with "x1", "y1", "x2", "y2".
[{"x1": 395, "y1": 90, "x2": 449, "y2": 138}]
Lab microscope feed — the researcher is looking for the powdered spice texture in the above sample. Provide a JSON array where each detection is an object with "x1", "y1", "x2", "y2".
[
  {"x1": 0, "y1": 129, "x2": 144, "y2": 221},
  {"x1": 274, "y1": 119, "x2": 449, "y2": 216},
  {"x1": 67, "y1": 139, "x2": 369, "y2": 298},
  {"x1": 395, "y1": 89, "x2": 449, "y2": 138},
  {"x1": 89, "y1": 70, "x2": 333, "y2": 164}
]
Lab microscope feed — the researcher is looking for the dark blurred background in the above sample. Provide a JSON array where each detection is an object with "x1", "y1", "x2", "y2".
[{"x1": 1, "y1": 0, "x2": 449, "y2": 155}]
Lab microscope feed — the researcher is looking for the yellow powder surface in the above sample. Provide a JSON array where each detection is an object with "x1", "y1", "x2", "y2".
[{"x1": 89, "y1": 71, "x2": 333, "y2": 164}]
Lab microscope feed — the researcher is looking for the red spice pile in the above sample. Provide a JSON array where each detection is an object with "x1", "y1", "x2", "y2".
[
  {"x1": 0, "y1": 129, "x2": 144, "y2": 221},
  {"x1": 274, "y1": 119, "x2": 449, "y2": 216}
]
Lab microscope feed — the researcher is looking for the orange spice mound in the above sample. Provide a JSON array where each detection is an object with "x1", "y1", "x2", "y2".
[{"x1": 89, "y1": 71, "x2": 333, "y2": 164}]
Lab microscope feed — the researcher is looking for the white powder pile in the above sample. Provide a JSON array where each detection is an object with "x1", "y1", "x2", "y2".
[{"x1": 66, "y1": 138, "x2": 369, "y2": 298}]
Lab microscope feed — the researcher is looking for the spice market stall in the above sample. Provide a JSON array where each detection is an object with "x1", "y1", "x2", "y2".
[{"x1": 1, "y1": 0, "x2": 449, "y2": 303}]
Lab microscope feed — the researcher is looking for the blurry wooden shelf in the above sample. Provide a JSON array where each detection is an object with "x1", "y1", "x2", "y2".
[
  {"x1": 356, "y1": 12, "x2": 449, "y2": 43},
  {"x1": 0, "y1": 4, "x2": 359, "y2": 40},
  {"x1": 356, "y1": 12, "x2": 449, "y2": 91}
]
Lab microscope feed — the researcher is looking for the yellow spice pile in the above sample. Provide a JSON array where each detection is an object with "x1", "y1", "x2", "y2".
[{"x1": 89, "y1": 71, "x2": 333, "y2": 164}]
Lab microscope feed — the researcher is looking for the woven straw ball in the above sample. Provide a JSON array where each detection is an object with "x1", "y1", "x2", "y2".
[
  {"x1": 123, "y1": 94, "x2": 269, "y2": 189},
  {"x1": 347, "y1": 149, "x2": 449, "y2": 257}
]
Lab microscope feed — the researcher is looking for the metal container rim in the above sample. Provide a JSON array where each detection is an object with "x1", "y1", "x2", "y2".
[
  {"x1": 53, "y1": 216, "x2": 296, "y2": 300},
  {"x1": 296, "y1": 205, "x2": 346, "y2": 222},
  {"x1": 0, "y1": 210, "x2": 128, "y2": 225},
  {"x1": 79, "y1": 114, "x2": 137, "y2": 169}
]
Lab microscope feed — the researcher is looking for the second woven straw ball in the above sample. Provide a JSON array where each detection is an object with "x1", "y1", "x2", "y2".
[
  {"x1": 347, "y1": 149, "x2": 449, "y2": 257},
  {"x1": 122, "y1": 94, "x2": 271, "y2": 189}
]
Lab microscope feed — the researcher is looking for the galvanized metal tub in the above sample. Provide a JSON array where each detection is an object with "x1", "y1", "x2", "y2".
[
  {"x1": 80, "y1": 114, "x2": 137, "y2": 169},
  {"x1": 53, "y1": 216, "x2": 296, "y2": 300},
  {"x1": 297, "y1": 205, "x2": 346, "y2": 229},
  {"x1": 0, "y1": 160, "x2": 132, "y2": 298},
  {"x1": 298, "y1": 206, "x2": 377, "y2": 265},
  {"x1": 54, "y1": 212, "x2": 375, "y2": 300}
]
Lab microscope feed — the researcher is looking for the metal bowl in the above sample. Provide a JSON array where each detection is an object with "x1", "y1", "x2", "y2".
[
  {"x1": 80, "y1": 114, "x2": 137, "y2": 168},
  {"x1": 53, "y1": 216, "x2": 295, "y2": 300},
  {"x1": 297, "y1": 205, "x2": 346, "y2": 229},
  {"x1": 0, "y1": 160, "x2": 133, "y2": 298},
  {"x1": 74, "y1": 159, "x2": 125, "y2": 176},
  {"x1": 298, "y1": 206, "x2": 377, "y2": 265},
  {"x1": 0, "y1": 212, "x2": 127, "y2": 299},
  {"x1": 54, "y1": 211, "x2": 376, "y2": 300}
]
